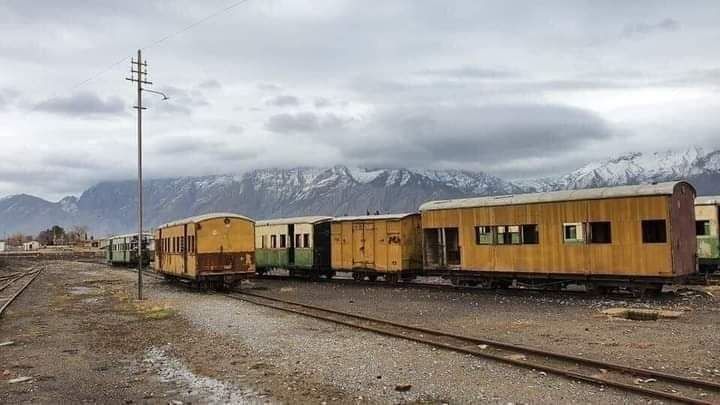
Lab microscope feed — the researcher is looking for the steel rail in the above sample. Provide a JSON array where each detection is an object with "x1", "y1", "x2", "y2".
[
  {"x1": 256, "y1": 274, "x2": 618, "y2": 298},
  {"x1": 0, "y1": 275, "x2": 24, "y2": 292},
  {"x1": 0, "y1": 269, "x2": 41, "y2": 292},
  {"x1": 0, "y1": 267, "x2": 43, "y2": 318},
  {"x1": 230, "y1": 290, "x2": 719, "y2": 405}
]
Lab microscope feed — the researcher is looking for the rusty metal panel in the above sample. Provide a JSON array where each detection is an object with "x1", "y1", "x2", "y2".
[{"x1": 197, "y1": 252, "x2": 255, "y2": 274}]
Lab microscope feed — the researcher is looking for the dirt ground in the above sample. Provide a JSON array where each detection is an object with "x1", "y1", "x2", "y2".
[{"x1": 1, "y1": 260, "x2": 718, "y2": 404}]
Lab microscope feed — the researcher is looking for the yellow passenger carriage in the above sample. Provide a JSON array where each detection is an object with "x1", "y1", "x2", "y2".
[
  {"x1": 419, "y1": 181, "x2": 697, "y2": 293},
  {"x1": 154, "y1": 213, "x2": 255, "y2": 288}
]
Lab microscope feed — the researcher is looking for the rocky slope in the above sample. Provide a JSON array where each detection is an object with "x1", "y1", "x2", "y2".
[{"x1": 1, "y1": 147, "x2": 719, "y2": 236}]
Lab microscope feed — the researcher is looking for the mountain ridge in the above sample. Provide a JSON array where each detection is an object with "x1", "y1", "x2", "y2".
[{"x1": 1, "y1": 146, "x2": 719, "y2": 236}]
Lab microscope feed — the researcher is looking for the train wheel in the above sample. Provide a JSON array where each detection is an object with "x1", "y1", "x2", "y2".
[
  {"x1": 368, "y1": 274, "x2": 378, "y2": 282},
  {"x1": 352, "y1": 272, "x2": 363, "y2": 281},
  {"x1": 385, "y1": 273, "x2": 399, "y2": 284}
]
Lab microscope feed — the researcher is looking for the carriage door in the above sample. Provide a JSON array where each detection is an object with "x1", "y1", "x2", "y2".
[
  {"x1": 288, "y1": 224, "x2": 295, "y2": 266},
  {"x1": 353, "y1": 223, "x2": 375, "y2": 268},
  {"x1": 352, "y1": 223, "x2": 364, "y2": 267},
  {"x1": 363, "y1": 223, "x2": 375, "y2": 267},
  {"x1": 444, "y1": 228, "x2": 461, "y2": 267}
]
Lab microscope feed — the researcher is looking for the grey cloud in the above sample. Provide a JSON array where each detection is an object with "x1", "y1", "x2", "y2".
[
  {"x1": 197, "y1": 79, "x2": 221, "y2": 90},
  {"x1": 265, "y1": 112, "x2": 348, "y2": 133},
  {"x1": 416, "y1": 66, "x2": 519, "y2": 79},
  {"x1": 266, "y1": 95, "x2": 300, "y2": 107},
  {"x1": 34, "y1": 92, "x2": 125, "y2": 116},
  {"x1": 149, "y1": 135, "x2": 258, "y2": 163},
  {"x1": 314, "y1": 97, "x2": 332, "y2": 108},
  {"x1": 257, "y1": 83, "x2": 282, "y2": 91},
  {"x1": 623, "y1": 18, "x2": 679, "y2": 38},
  {"x1": 320, "y1": 104, "x2": 613, "y2": 177},
  {"x1": 226, "y1": 125, "x2": 244, "y2": 134},
  {"x1": 155, "y1": 86, "x2": 210, "y2": 115}
]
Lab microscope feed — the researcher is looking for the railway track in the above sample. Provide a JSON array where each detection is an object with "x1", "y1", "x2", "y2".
[
  {"x1": 106, "y1": 265, "x2": 720, "y2": 402},
  {"x1": 256, "y1": 274, "x2": 652, "y2": 299},
  {"x1": 229, "y1": 290, "x2": 720, "y2": 405},
  {"x1": 0, "y1": 266, "x2": 43, "y2": 319}
]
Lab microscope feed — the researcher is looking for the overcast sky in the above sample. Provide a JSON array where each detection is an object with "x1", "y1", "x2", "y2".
[{"x1": 1, "y1": 1, "x2": 720, "y2": 200}]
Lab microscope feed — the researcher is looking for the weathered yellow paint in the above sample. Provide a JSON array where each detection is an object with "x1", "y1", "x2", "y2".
[
  {"x1": 154, "y1": 214, "x2": 255, "y2": 280},
  {"x1": 330, "y1": 214, "x2": 422, "y2": 273},
  {"x1": 421, "y1": 186, "x2": 696, "y2": 278}
]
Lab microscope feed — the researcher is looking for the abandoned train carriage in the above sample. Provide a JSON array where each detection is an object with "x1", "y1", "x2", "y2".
[
  {"x1": 330, "y1": 213, "x2": 423, "y2": 282},
  {"x1": 106, "y1": 232, "x2": 154, "y2": 266},
  {"x1": 255, "y1": 216, "x2": 333, "y2": 277},
  {"x1": 419, "y1": 181, "x2": 697, "y2": 293},
  {"x1": 154, "y1": 213, "x2": 255, "y2": 288},
  {"x1": 695, "y1": 196, "x2": 720, "y2": 272}
]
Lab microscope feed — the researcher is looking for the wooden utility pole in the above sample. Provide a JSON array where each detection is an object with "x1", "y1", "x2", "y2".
[{"x1": 126, "y1": 49, "x2": 152, "y2": 300}]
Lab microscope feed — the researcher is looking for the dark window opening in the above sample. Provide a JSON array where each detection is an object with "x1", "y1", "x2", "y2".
[
  {"x1": 295, "y1": 234, "x2": 302, "y2": 248},
  {"x1": 261, "y1": 235, "x2": 266, "y2": 249},
  {"x1": 588, "y1": 222, "x2": 612, "y2": 244},
  {"x1": 303, "y1": 233, "x2": 310, "y2": 248},
  {"x1": 423, "y1": 228, "x2": 442, "y2": 266},
  {"x1": 279, "y1": 234, "x2": 287, "y2": 248},
  {"x1": 642, "y1": 220, "x2": 667, "y2": 243},
  {"x1": 563, "y1": 223, "x2": 584, "y2": 243},
  {"x1": 696, "y1": 220, "x2": 711, "y2": 236},
  {"x1": 444, "y1": 228, "x2": 461, "y2": 265},
  {"x1": 271, "y1": 235, "x2": 277, "y2": 249},
  {"x1": 521, "y1": 224, "x2": 539, "y2": 244}
]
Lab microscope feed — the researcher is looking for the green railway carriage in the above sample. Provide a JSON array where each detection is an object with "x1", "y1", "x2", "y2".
[
  {"x1": 255, "y1": 216, "x2": 333, "y2": 277},
  {"x1": 696, "y1": 196, "x2": 720, "y2": 272},
  {"x1": 106, "y1": 232, "x2": 154, "y2": 266}
]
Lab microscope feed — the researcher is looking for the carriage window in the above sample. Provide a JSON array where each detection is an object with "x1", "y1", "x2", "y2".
[
  {"x1": 588, "y1": 222, "x2": 611, "y2": 244},
  {"x1": 295, "y1": 234, "x2": 302, "y2": 248},
  {"x1": 521, "y1": 224, "x2": 539, "y2": 244},
  {"x1": 508, "y1": 225, "x2": 521, "y2": 244},
  {"x1": 189, "y1": 236, "x2": 195, "y2": 253},
  {"x1": 303, "y1": 233, "x2": 310, "y2": 248},
  {"x1": 279, "y1": 234, "x2": 287, "y2": 248},
  {"x1": 496, "y1": 226, "x2": 507, "y2": 245},
  {"x1": 696, "y1": 220, "x2": 711, "y2": 236},
  {"x1": 563, "y1": 223, "x2": 584, "y2": 243},
  {"x1": 271, "y1": 235, "x2": 277, "y2": 248},
  {"x1": 261, "y1": 235, "x2": 266, "y2": 249},
  {"x1": 642, "y1": 220, "x2": 667, "y2": 243},
  {"x1": 475, "y1": 226, "x2": 494, "y2": 245},
  {"x1": 496, "y1": 226, "x2": 521, "y2": 245}
]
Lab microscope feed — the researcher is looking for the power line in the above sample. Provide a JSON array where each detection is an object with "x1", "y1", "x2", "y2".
[
  {"x1": 41, "y1": 0, "x2": 255, "y2": 100},
  {"x1": 142, "y1": 0, "x2": 253, "y2": 51}
]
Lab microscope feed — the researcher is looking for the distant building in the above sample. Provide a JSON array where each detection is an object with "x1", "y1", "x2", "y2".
[
  {"x1": 23, "y1": 241, "x2": 41, "y2": 251},
  {"x1": 0, "y1": 241, "x2": 6, "y2": 252}
]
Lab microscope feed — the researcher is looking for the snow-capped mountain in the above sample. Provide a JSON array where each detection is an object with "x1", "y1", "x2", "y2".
[
  {"x1": 518, "y1": 147, "x2": 720, "y2": 191},
  {"x1": 1, "y1": 146, "x2": 718, "y2": 236}
]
